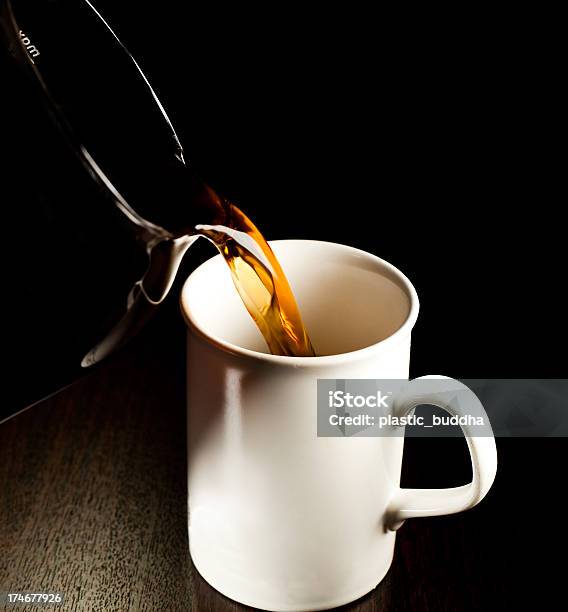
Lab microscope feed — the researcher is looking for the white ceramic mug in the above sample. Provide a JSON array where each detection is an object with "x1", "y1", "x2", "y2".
[{"x1": 180, "y1": 240, "x2": 497, "y2": 611}]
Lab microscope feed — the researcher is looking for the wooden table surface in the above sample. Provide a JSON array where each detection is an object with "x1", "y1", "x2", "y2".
[{"x1": 0, "y1": 309, "x2": 542, "y2": 611}]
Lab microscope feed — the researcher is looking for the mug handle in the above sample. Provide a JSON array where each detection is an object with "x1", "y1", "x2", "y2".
[{"x1": 386, "y1": 375, "x2": 498, "y2": 531}]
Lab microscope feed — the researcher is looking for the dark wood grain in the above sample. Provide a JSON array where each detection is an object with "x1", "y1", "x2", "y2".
[{"x1": 0, "y1": 310, "x2": 538, "y2": 611}]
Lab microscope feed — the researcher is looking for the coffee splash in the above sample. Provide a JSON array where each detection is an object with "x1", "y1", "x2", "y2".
[{"x1": 196, "y1": 202, "x2": 315, "y2": 357}]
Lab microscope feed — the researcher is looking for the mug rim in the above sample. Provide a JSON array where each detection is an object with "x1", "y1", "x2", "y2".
[{"x1": 180, "y1": 239, "x2": 420, "y2": 367}]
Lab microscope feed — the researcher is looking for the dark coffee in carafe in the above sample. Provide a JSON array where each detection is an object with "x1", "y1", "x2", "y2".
[{"x1": 0, "y1": 0, "x2": 313, "y2": 421}]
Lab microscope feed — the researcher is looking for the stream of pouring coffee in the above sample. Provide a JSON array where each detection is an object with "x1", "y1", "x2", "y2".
[{"x1": 192, "y1": 190, "x2": 316, "y2": 357}]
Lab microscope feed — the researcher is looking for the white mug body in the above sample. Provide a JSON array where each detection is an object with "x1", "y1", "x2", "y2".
[{"x1": 181, "y1": 240, "x2": 495, "y2": 611}]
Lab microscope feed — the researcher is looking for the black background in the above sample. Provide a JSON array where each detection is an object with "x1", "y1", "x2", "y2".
[{"x1": 5, "y1": 1, "x2": 567, "y2": 608}]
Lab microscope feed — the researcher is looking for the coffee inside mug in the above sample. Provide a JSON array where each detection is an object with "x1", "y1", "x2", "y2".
[{"x1": 182, "y1": 240, "x2": 418, "y2": 357}]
